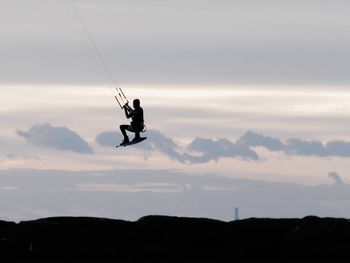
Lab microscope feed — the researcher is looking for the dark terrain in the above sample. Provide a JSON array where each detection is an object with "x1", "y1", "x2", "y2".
[{"x1": 0, "y1": 215, "x2": 349, "y2": 262}]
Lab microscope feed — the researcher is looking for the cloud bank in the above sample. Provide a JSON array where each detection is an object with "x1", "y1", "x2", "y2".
[
  {"x1": 327, "y1": 172, "x2": 344, "y2": 185},
  {"x1": 242, "y1": 131, "x2": 350, "y2": 158},
  {"x1": 96, "y1": 130, "x2": 259, "y2": 163},
  {"x1": 16, "y1": 124, "x2": 350, "y2": 162},
  {"x1": 17, "y1": 123, "x2": 94, "y2": 154},
  {"x1": 96, "y1": 129, "x2": 350, "y2": 163},
  {"x1": 186, "y1": 137, "x2": 259, "y2": 163},
  {"x1": 237, "y1": 131, "x2": 285, "y2": 151},
  {"x1": 96, "y1": 130, "x2": 185, "y2": 162}
]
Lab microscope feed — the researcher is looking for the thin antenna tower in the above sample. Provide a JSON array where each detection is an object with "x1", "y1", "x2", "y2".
[{"x1": 235, "y1": 207, "x2": 239, "y2": 221}]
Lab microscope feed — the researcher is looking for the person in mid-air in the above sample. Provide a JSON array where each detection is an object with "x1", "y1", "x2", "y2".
[{"x1": 120, "y1": 99, "x2": 144, "y2": 144}]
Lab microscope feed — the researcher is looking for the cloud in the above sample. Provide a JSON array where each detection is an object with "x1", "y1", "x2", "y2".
[
  {"x1": 96, "y1": 129, "x2": 350, "y2": 163},
  {"x1": 237, "y1": 131, "x2": 285, "y2": 151},
  {"x1": 17, "y1": 123, "x2": 94, "y2": 154},
  {"x1": 325, "y1": 141, "x2": 350, "y2": 157},
  {"x1": 96, "y1": 129, "x2": 185, "y2": 162},
  {"x1": 209, "y1": 131, "x2": 350, "y2": 160},
  {"x1": 147, "y1": 130, "x2": 185, "y2": 162},
  {"x1": 96, "y1": 129, "x2": 258, "y2": 163},
  {"x1": 285, "y1": 139, "x2": 350, "y2": 158},
  {"x1": 238, "y1": 131, "x2": 350, "y2": 158},
  {"x1": 236, "y1": 131, "x2": 329, "y2": 156},
  {"x1": 186, "y1": 137, "x2": 259, "y2": 163},
  {"x1": 285, "y1": 139, "x2": 326, "y2": 156},
  {"x1": 327, "y1": 172, "x2": 344, "y2": 185}
]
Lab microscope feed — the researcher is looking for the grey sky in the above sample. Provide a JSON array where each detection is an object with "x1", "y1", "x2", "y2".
[{"x1": 0, "y1": 0, "x2": 349, "y2": 85}]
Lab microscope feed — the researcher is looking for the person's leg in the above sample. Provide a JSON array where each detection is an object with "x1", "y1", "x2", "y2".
[
  {"x1": 134, "y1": 131, "x2": 141, "y2": 140},
  {"x1": 131, "y1": 124, "x2": 141, "y2": 140},
  {"x1": 119, "y1": 125, "x2": 129, "y2": 142}
]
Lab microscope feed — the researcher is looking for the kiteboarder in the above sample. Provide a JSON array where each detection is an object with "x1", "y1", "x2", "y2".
[{"x1": 119, "y1": 99, "x2": 145, "y2": 145}]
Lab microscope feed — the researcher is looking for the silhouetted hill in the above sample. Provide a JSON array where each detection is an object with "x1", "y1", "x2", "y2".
[{"x1": 0, "y1": 215, "x2": 349, "y2": 262}]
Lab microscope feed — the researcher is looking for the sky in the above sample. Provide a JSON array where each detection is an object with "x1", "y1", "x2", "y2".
[{"x1": 1, "y1": 0, "x2": 350, "y2": 221}]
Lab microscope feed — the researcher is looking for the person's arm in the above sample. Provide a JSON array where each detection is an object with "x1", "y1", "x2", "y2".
[
  {"x1": 124, "y1": 103, "x2": 132, "y2": 110},
  {"x1": 123, "y1": 104, "x2": 134, "y2": 119}
]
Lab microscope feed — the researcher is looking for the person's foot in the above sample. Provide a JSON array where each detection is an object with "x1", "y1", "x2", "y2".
[
  {"x1": 132, "y1": 136, "x2": 141, "y2": 142},
  {"x1": 122, "y1": 137, "x2": 130, "y2": 144}
]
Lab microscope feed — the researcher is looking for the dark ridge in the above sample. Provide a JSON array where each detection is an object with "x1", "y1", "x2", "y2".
[{"x1": 0, "y1": 215, "x2": 349, "y2": 262}]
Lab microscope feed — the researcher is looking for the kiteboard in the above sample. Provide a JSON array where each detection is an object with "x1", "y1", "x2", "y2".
[{"x1": 116, "y1": 137, "x2": 147, "y2": 148}]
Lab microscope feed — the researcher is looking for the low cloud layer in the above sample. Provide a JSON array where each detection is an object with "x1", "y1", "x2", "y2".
[
  {"x1": 17, "y1": 124, "x2": 350, "y2": 163},
  {"x1": 238, "y1": 131, "x2": 285, "y2": 151},
  {"x1": 327, "y1": 172, "x2": 344, "y2": 185},
  {"x1": 186, "y1": 137, "x2": 258, "y2": 163},
  {"x1": 146, "y1": 130, "x2": 185, "y2": 162},
  {"x1": 96, "y1": 130, "x2": 258, "y2": 163},
  {"x1": 96, "y1": 130, "x2": 185, "y2": 162},
  {"x1": 97, "y1": 129, "x2": 350, "y2": 164},
  {"x1": 241, "y1": 131, "x2": 350, "y2": 158},
  {"x1": 17, "y1": 124, "x2": 94, "y2": 154}
]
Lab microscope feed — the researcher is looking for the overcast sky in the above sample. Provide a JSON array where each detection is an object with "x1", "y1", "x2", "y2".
[
  {"x1": 1, "y1": 0, "x2": 350, "y2": 221},
  {"x1": 1, "y1": 0, "x2": 350, "y2": 85}
]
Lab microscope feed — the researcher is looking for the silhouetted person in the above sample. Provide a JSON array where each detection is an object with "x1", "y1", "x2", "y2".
[{"x1": 120, "y1": 99, "x2": 144, "y2": 144}]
